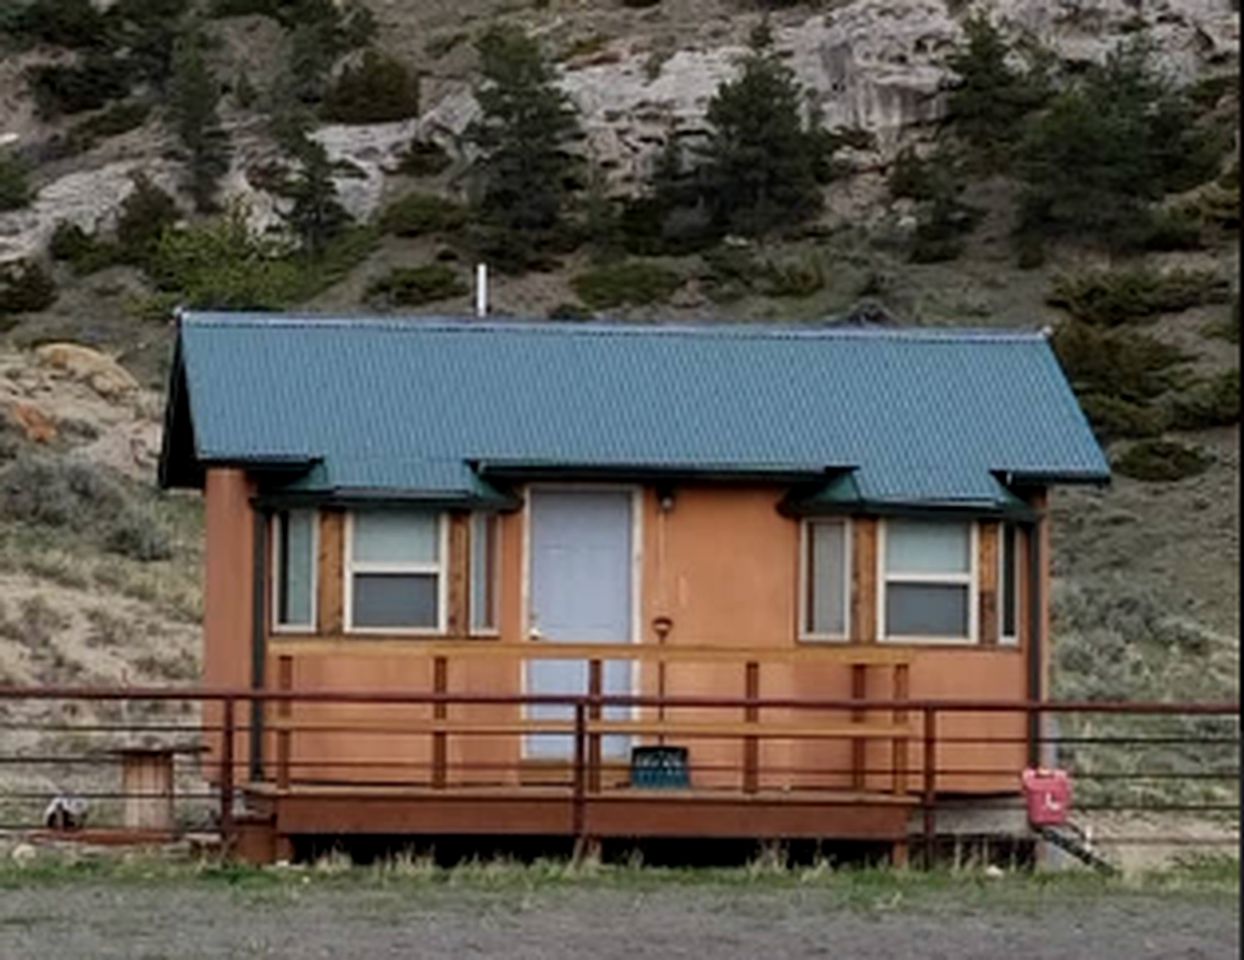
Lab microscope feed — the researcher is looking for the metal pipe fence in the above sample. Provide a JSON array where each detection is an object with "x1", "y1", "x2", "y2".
[{"x1": 0, "y1": 684, "x2": 1237, "y2": 866}]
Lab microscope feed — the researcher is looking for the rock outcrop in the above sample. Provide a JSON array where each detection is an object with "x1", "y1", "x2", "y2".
[
  {"x1": 34, "y1": 342, "x2": 141, "y2": 400},
  {"x1": 0, "y1": 0, "x2": 1236, "y2": 263},
  {"x1": 420, "y1": 0, "x2": 1237, "y2": 188}
]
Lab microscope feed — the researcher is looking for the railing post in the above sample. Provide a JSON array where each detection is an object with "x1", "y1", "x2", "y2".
[
  {"x1": 433, "y1": 656, "x2": 448, "y2": 789},
  {"x1": 572, "y1": 700, "x2": 587, "y2": 844},
  {"x1": 220, "y1": 696, "x2": 235, "y2": 847},
  {"x1": 921, "y1": 705, "x2": 937, "y2": 869},
  {"x1": 851, "y1": 663, "x2": 867, "y2": 791},
  {"x1": 892, "y1": 663, "x2": 910, "y2": 796},
  {"x1": 277, "y1": 655, "x2": 292, "y2": 791},
  {"x1": 743, "y1": 661, "x2": 759, "y2": 794},
  {"x1": 587, "y1": 659, "x2": 602, "y2": 793}
]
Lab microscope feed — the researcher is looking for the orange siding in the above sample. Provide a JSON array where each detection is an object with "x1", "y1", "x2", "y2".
[
  {"x1": 639, "y1": 487, "x2": 798, "y2": 787},
  {"x1": 317, "y1": 510, "x2": 344, "y2": 634},
  {"x1": 979, "y1": 521, "x2": 999, "y2": 646},
  {"x1": 1035, "y1": 490, "x2": 1052, "y2": 701},
  {"x1": 202, "y1": 468, "x2": 256, "y2": 778},
  {"x1": 851, "y1": 518, "x2": 878, "y2": 644},
  {"x1": 206, "y1": 480, "x2": 1048, "y2": 795},
  {"x1": 446, "y1": 511, "x2": 470, "y2": 635}
]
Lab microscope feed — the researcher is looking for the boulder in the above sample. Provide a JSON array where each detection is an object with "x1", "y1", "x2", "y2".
[
  {"x1": 34, "y1": 342, "x2": 140, "y2": 399},
  {"x1": 7, "y1": 401, "x2": 57, "y2": 443}
]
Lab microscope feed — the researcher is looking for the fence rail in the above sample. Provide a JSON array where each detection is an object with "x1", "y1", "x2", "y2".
[{"x1": 0, "y1": 684, "x2": 1237, "y2": 867}]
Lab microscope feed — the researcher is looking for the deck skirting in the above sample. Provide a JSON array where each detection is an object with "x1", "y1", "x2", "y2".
[{"x1": 244, "y1": 784, "x2": 915, "y2": 847}]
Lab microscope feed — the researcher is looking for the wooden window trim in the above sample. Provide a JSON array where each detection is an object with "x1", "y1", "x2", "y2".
[
  {"x1": 468, "y1": 512, "x2": 502, "y2": 637},
  {"x1": 876, "y1": 519, "x2": 979, "y2": 645},
  {"x1": 798, "y1": 517, "x2": 852, "y2": 643},
  {"x1": 270, "y1": 508, "x2": 318, "y2": 633},
  {"x1": 998, "y1": 521, "x2": 1020, "y2": 647},
  {"x1": 343, "y1": 509, "x2": 450, "y2": 636}
]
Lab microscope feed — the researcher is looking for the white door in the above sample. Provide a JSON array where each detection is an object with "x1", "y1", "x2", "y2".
[{"x1": 526, "y1": 489, "x2": 634, "y2": 759}]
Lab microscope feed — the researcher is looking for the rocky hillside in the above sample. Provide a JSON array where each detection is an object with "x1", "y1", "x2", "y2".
[{"x1": 0, "y1": 0, "x2": 1238, "y2": 713}]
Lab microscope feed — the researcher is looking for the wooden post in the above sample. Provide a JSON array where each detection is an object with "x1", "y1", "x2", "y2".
[
  {"x1": 851, "y1": 519, "x2": 877, "y2": 644},
  {"x1": 446, "y1": 512, "x2": 470, "y2": 635},
  {"x1": 743, "y1": 661, "x2": 759, "y2": 794},
  {"x1": 572, "y1": 701, "x2": 587, "y2": 850},
  {"x1": 890, "y1": 665, "x2": 911, "y2": 868},
  {"x1": 433, "y1": 655, "x2": 448, "y2": 788},
  {"x1": 220, "y1": 698, "x2": 235, "y2": 843},
  {"x1": 979, "y1": 521, "x2": 999, "y2": 646},
  {"x1": 119, "y1": 749, "x2": 176, "y2": 832},
  {"x1": 317, "y1": 511, "x2": 344, "y2": 634},
  {"x1": 851, "y1": 663, "x2": 867, "y2": 791},
  {"x1": 891, "y1": 663, "x2": 910, "y2": 796},
  {"x1": 922, "y1": 706, "x2": 937, "y2": 869},
  {"x1": 587, "y1": 659, "x2": 602, "y2": 793},
  {"x1": 277, "y1": 655, "x2": 292, "y2": 791}
]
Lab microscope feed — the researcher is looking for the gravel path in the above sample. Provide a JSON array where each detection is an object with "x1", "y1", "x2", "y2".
[{"x1": 0, "y1": 880, "x2": 1237, "y2": 960}]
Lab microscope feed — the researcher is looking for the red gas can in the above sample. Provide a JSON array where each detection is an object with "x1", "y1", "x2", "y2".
[{"x1": 1021, "y1": 767, "x2": 1072, "y2": 827}]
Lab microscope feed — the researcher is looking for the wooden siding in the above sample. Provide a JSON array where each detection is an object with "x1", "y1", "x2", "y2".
[
  {"x1": 202, "y1": 468, "x2": 257, "y2": 780},
  {"x1": 229, "y1": 483, "x2": 1050, "y2": 796},
  {"x1": 446, "y1": 511, "x2": 470, "y2": 635},
  {"x1": 978, "y1": 520, "x2": 999, "y2": 647},
  {"x1": 316, "y1": 510, "x2": 344, "y2": 635},
  {"x1": 851, "y1": 518, "x2": 878, "y2": 644}
]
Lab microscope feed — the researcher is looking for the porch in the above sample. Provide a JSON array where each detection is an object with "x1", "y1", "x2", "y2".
[{"x1": 224, "y1": 643, "x2": 941, "y2": 862}]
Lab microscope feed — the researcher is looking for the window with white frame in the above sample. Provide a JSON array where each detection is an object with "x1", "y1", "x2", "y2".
[
  {"x1": 273, "y1": 509, "x2": 316, "y2": 630},
  {"x1": 801, "y1": 519, "x2": 850, "y2": 639},
  {"x1": 880, "y1": 519, "x2": 975, "y2": 642},
  {"x1": 469, "y1": 512, "x2": 501, "y2": 633},
  {"x1": 999, "y1": 522, "x2": 1019, "y2": 645},
  {"x1": 347, "y1": 510, "x2": 445, "y2": 631}
]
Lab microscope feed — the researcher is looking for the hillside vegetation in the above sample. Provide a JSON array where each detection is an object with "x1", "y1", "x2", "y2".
[{"x1": 0, "y1": 0, "x2": 1236, "y2": 728}]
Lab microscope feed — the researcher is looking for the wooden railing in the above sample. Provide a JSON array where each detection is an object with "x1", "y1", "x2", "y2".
[{"x1": 266, "y1": 641, "x2": 915, "y2": 797}]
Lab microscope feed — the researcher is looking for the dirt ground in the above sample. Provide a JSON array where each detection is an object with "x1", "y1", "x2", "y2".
[{"x1": 0, "y1": 875, "x2": 1237, "y2": 960}]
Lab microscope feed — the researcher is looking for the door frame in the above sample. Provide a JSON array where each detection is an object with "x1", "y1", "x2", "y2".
[{"x1": 520, "y1": 483, "x2": 644, "y2": 759}]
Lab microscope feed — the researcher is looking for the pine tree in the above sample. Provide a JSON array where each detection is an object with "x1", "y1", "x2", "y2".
[
  {"x1": 467, "y1": 25, "x2": 581, "y2": 234},
  {"x1": 1016, "y1": 39, "x2": 1223, "y2": 252},
  {"x1": 168, "y1": 35, "x2": 231, "y2": 212},
  {"x1": 115, "y1": 174, "x2": 180, "y2": 264},
  {"x1": 699, "y1": 25, "x2": 823, "y2": 236},
  {"x1": 618, "y1": 133, "x2": 715, "y2": 255},
  {"x1": 0, "y1": 150, "x2": 32, "y2": 211},
  {"x1": 321, "y1": 49, "x2": 419, "y2": 124},
  {"x1": 945, "y1": 15, "x2": 1051, "y2": 171},
  {"x1": 279, "y1": 135, "x2": 351, "y2": 258}
]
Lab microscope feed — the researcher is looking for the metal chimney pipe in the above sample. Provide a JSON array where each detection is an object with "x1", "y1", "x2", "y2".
[{"x1": 475, "y1": 263, "x2": 488, "y2": 318}]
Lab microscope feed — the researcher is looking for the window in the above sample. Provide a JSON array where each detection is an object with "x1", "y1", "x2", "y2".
[
  {"x1": 881, "y1": 519, "x2": 975, "y2": 642},
  {"x1": 273, "y1": 509, "x2": 316, "y2": 630},
  {"x1": 347, "y1": 510, "x2": 445, "y2": 631},
  {"x1": 999, "y1": 522, "x2": 1019, "y2": 645},
  {"x1": 470, "y1": 513, "x2": 501, "y2": 633},
  {"x1": 801, "y1": 519, "x2": 850, "y2": 639}
]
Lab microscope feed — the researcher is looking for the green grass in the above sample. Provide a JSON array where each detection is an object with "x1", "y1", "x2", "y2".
[{"x1": 0, "y1": 853, "x2": 1235, "y2": 904}]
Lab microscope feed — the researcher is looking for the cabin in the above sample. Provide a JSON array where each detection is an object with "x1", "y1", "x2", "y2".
[{"x1": 159, "y1": 312, "x2": 1109, "y2": 861}]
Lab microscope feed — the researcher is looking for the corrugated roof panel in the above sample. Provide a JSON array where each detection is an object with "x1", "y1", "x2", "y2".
[{"x1": 172, "y1": 313, "x2": 1109, "y2": 500}]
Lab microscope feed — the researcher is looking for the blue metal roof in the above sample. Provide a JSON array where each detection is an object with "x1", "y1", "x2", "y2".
[{"x1": 161, "y1": 313, "x2": 1109, "y2": 504}]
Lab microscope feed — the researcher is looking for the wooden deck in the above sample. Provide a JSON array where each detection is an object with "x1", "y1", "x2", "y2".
[{"x1": 227, "y1": 645, "x2": 928, "y2": 862}]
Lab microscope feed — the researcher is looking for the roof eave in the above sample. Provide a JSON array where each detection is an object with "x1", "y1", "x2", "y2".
[
  {"x1": 999, "y1": 469, "x2": 1112, "y2": 488},
  {"x1": 156, "y1": 337, "x2": 204, "y2": 490},
  {"x1": 252, "y1": 487, "x2": 521, "y2": 511},
  {"x1": 473, "y1": 460, "x2": 851, "y2": 485},
  {"x1": 783, "y1": 498, "x2": 1038, "y2": 521}
]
